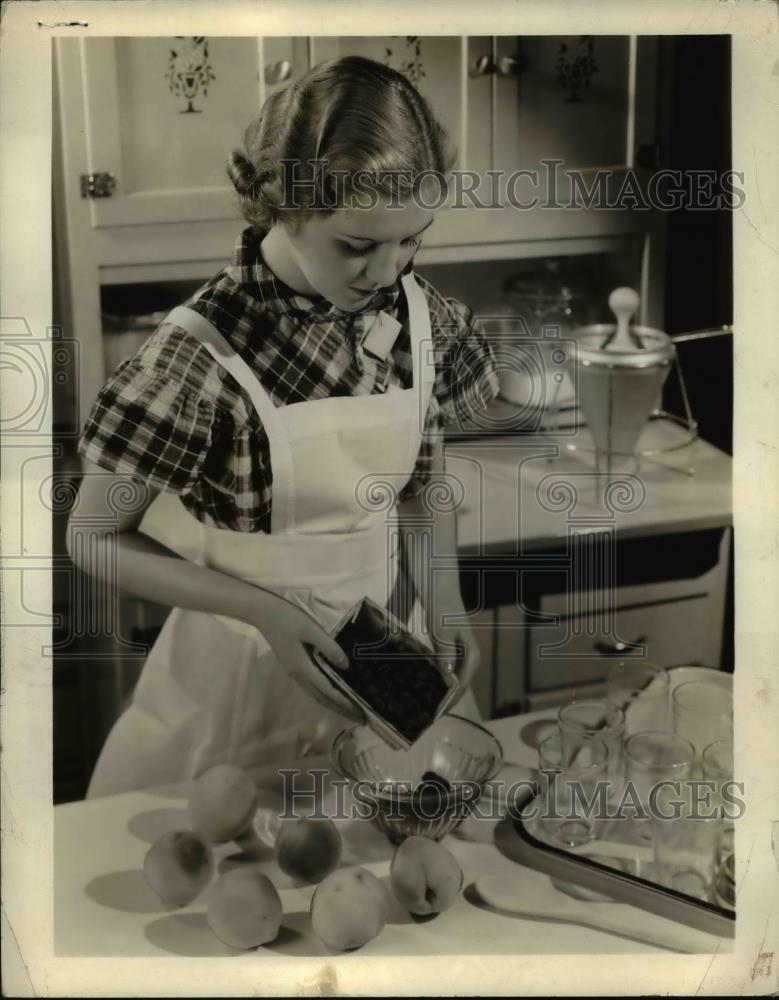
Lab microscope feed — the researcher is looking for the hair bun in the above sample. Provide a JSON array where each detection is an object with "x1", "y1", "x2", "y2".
[{"x1": 227, "y1": 150, "x2": 260, "y2": 197}]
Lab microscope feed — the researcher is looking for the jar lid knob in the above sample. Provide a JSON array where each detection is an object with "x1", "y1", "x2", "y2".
[{"x1": 606, "y1": 287, "x2": 641, "y2": 350}]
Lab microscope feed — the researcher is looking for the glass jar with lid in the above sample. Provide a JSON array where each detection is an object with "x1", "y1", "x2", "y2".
[{"x1": 496, "y1": 258, "x2": 592, "y2": 410}]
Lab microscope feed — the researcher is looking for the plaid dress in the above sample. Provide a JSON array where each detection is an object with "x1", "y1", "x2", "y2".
[{"x1": 78, "y1": 227, "x2": 499, "y2": 533}]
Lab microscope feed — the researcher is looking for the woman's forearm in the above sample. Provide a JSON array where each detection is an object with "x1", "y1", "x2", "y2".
[
  {"x1": 397, "y1": 444, "x2": 481, "y2": 686},
  {"x1": 67, "y1": 527, "x2": 277, "y2": 628},
  {"x1": 398, "y1": 501, "x2": 464, "y2": 621},
  {"x1": 397, "y1": 443, "x2": 466, "y2": 630}
]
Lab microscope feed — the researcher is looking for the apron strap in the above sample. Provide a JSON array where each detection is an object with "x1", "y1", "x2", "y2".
[
  {"x1": 389, "y1": 273, "x2": 437, "y2": 626},
  {"x1": 165, "y1": 305, "x2": 296, "y2": 533},
  {"x1": 401, "y1": 271, "x2": 435, "y2": 412}
]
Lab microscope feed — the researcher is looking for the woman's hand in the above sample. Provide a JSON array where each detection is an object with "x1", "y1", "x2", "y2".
[
  {"x1": 435, "y1": 618, "x2": 481, "y2": 694},
  {"x1": 250, "y1": 590, "x2": 364, "y2": 723},
  {"x1": 427, "y1": 592, "x2": 481, "y2": 694}
]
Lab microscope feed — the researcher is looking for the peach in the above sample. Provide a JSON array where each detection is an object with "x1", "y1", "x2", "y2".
[
  {"x1": 390, "y1": 835, "x2": 463, "y2": 915},
  {"x1": 188, "y1": 764, "x2": 259, "y2": 844},
  {"x1": 276, "y1": 816, "x2": 342, "y2": 884},
  {"x1": 310, "y1": 866, "x2": 386, "y2": 951},
  {"x1": 206, "y1": 869, "x2": 282, "y2": 949},
  {"x1": 143, "y1": 830, "x2": 214, "y2": 908}
]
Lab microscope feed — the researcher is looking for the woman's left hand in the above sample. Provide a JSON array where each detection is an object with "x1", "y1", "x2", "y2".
[{"x1": 431, "y1": 606, "x2": 481, "y2": 691}]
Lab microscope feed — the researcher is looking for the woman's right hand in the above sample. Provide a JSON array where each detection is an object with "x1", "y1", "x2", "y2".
[{"x1": 251, "y1": 592, "x2": 364, "y2": 723}]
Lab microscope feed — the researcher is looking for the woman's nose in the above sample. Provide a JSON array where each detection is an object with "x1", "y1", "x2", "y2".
[{"x1": 365, "y1": 244, "x2": 402, "y2": 287}]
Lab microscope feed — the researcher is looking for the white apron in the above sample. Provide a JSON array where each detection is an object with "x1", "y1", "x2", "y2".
[{"x1": 87, "y1": 271, "x2": 480, "y2": 798}]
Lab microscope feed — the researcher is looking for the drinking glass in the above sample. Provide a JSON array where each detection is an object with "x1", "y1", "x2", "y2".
[
  {"x1": 557, "y1": 698, "x2": 626, "y2": 790},
  {"x1": 650, "y1": 793, "x2": 721, "y2": 901},
  {"x1": 537, "y1": 732, "x2": 608, "y2": 848},
  {"x1": 624, "y1": 730, "x2": 695, "y2": 846},
  {"x1": 625, "y1": 731, "x2": 719, "y2": 898},
  {"x1": 606, "y1": 661, "x2": 670, "y2": 736},
  {"x1": 703, "y1": 738, "x2": 736, "y2": 909},
  {"x1": 701, "y1": 737, "x2": 734, "y2": 795},
  {"x1": 672, "y1": 682, "x2": 733, "y2": 763}
]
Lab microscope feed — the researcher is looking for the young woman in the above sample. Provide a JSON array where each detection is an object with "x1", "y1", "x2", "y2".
[{"x1": 69, "y1": 55, "x2": 500, "y2": 797}]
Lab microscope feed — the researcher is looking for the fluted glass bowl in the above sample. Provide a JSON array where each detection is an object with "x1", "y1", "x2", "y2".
[{"x1": 330, "y1": 714, "x2": 504, "y2": 843}]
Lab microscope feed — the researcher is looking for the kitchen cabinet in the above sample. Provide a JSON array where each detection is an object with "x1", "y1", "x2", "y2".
[
  {"x1": 447, "y1": 420, "x2": 732, "y2": 718},
  {"x1": 470, "y1": 36, "x2": 658, "y2": 177}
]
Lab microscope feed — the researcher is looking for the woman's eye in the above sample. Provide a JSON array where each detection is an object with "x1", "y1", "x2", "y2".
[
  {"x1": 339, "y1": 236, "x2": 422, "y2": 258},
  {"x1": 340, "y1": 243, "x2": 372, "y2": 258}
]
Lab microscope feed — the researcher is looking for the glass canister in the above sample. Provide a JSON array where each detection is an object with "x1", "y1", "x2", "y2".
[{"x1": 497, "y1": 259, "x2": 590, "y2": 409}]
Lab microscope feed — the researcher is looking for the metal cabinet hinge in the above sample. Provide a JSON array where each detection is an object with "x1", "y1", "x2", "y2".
[{"x1": 80, "y1": 173, "x2": 116, "y2": 199}]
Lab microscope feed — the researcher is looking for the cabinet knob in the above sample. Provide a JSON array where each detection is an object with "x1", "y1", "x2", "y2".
[
  {"x1": 496, "y1": 53, "x2": 529, "y2": 77},
  {"x1": 265, "y1": 60, "x2": 293, "y2": 85},
  {"x1": 593, "y1": 635, "x2": 647, "y2": 656},
  {"x1": 469, "y1": 54, "x2": 495, "y2": 78}
]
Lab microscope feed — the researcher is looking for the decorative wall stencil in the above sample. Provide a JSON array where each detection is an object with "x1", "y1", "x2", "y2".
[
  {"x1": 383, "y1": 36, "x2": 426, "y2": 85},
  {"x1": 166, "y1": 37, "x2": 216, "y2": 114},
  {"x1": 555, "y1": 36, "x2": 598, "y2": 103}
]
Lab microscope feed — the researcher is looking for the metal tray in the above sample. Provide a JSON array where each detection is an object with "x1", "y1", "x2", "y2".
[{"x1": 494, "y1": 789, "x2": 735, "y2": 939}]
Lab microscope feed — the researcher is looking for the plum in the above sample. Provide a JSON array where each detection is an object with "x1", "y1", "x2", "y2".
[{"x1": 143, "y1": 830, "x2": 214, "y2": 908}]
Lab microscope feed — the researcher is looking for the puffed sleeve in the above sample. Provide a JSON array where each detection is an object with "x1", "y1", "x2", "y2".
[
  {"x1": 425, "y1": 283, "x2": 500, "y2": 430},
  {"x1": 77, "y1": 358, "x2": 215, "y2": 495},
  {"x1": 399, "y1": 279, "x2": 500, "y2": 502}
]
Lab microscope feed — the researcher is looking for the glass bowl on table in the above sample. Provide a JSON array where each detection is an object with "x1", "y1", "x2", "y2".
[{"x1": 330, "y1": 714, "x2": 503, "y2": 844}]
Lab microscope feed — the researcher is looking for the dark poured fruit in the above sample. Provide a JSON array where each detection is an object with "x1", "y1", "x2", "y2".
[
  {"x1": 421, "y1": 771, "x2": 451, "y2": 791},
  {"x1": 334, "y1": 601, "x2": 449, "y2": 743},
  {"x1": 413, "y1": 771, "x2": 453, "y2": 811}
]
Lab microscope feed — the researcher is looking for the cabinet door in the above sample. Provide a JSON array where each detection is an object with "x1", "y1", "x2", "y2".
[
  {"x1": 76, "y1": 36, "x2": 310, "y2": 228},
  {"x1": 494, "y1": 35, "x2": 658, "y2": 173}
]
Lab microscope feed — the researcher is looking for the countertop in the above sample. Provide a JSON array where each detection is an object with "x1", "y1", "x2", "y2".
[
  {"x1": 445, "y1": 417, "x2": 732, "y2": 555},
  {"x1": 54, "y1": 711, "x2": 729, "y2": 959}
]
